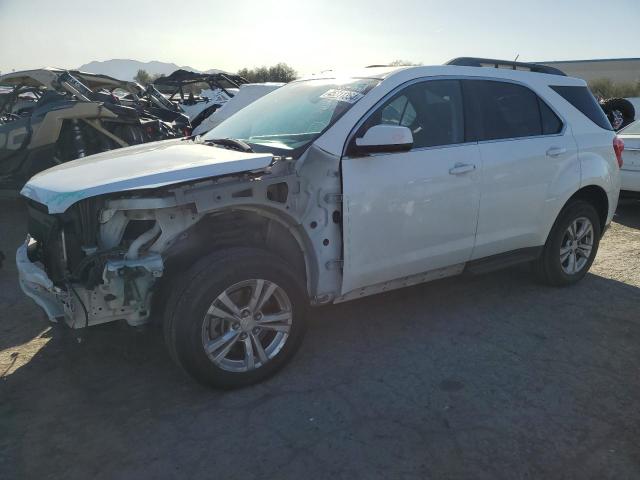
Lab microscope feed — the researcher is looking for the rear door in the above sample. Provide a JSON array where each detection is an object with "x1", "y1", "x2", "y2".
[
  {"x1": 341, "y1": 79, "x2": 481, "y2": 294},
  {"x1": 466, "y1": 79, "x2": 579, "y2": 259}
]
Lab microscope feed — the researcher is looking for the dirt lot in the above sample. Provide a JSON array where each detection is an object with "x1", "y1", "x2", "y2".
[{"x1": 1, "y1": 198, "x2": 639, "y2": 479}]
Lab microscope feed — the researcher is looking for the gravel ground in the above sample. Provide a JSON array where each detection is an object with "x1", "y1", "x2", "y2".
[{"x1": 1, "y1": 198, "x2": 639, "y2": 479}]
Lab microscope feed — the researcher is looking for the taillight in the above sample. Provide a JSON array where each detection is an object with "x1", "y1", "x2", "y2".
[
  {"x1": 183, "y1": 127, "x2": 192, "y2": 137},
  {"x1": 613, "y1": 136, "x2": 624, "y2": 168}
]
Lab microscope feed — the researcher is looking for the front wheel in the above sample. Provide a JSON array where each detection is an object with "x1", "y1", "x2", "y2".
[
  {"x1": 163, "y1": 248, "x2": 308, "y2": 388},
  {"x1": 533, "y1": 200, "x2": 601, "y2": 286}
]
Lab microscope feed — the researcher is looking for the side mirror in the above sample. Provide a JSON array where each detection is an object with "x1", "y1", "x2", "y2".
[{"x1": 354, "y1": 125, "x2": 413, "y2": 154}]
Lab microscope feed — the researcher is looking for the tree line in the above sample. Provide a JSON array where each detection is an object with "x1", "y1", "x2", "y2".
[
  {"x1": 132, "y1": 60, "x2": 424, "y2": 87},
  {"x1": 588, "y1": 78, "x2": 640, "y2": 99},
  {"x1": 133, "y1": 62, "x2": 298, "y2": 86}
]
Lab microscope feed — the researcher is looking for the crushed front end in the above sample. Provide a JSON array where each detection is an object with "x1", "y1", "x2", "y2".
[{"x1": 17, "y1": 198, "x2": 164, "y2": 328}]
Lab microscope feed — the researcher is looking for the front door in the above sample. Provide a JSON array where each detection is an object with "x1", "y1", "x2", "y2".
[{"x1": 341, "y1": 79, "x2": 481, "y2": 294}]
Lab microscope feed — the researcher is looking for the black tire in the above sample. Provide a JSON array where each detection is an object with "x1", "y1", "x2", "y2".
[
  {"x1": 601, "y1": 98, "x2": 635, "y2": 130},
  {"x1": 163, "y1": 247, "x2": 308, "y2": 389},
  {"x1": 533, "y1": 200, "x2": 601, "y2": 286}
]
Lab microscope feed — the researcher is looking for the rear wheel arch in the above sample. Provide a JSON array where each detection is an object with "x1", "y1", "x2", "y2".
[
  {"x1": 566, "y1": 185, "x2": 609, "y2": 235},
  {"x1": 537, "y1": 184, "x2": 608, "y2": 263},
  {"x1": 534, "y1": 199, "x2": 601, "y2": 286}
]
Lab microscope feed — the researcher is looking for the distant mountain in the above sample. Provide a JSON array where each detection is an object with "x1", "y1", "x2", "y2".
[{"x1": 77, "y1": 59, "x2": 206, "y2": 81}]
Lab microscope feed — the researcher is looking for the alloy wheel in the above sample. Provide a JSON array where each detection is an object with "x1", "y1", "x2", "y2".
[
  {"x1": 560, "y1": 217, "x2": 594, "y2": 275},
  {"x1": 201, "y1": 279, "x2": 292, "y2": 372}
]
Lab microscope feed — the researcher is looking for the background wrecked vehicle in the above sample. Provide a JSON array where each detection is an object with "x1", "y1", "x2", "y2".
[
  {"x1": 70, "y1": 70, "x2": 192, "y2": 137},
  {"x1": 153, "y1": 70, "x2": 248, "y2": 130},
  {"x1": 0, "y1": 69, "x2": 188, "y2": 195}
]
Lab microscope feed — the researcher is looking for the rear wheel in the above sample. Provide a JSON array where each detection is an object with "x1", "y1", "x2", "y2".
[
  {"x1": 163, "y1": 248, "x2": 308, "y2": 388},
  {"x1": 533, "y1": 200, "x2": 601, "y2": 286}
]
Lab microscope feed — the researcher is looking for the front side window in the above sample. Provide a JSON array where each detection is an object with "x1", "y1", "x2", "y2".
[
  {"x1": 358, "y1": 79, "x2": 465, "y2": 149},
  {"x1": 203, "y1": 78, "x2": 379, "y2": 157},
  {"x1": 379, "y1": 95, "x2": 417, "y2": 127}
]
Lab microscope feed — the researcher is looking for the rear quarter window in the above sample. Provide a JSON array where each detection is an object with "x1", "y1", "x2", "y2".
[{"x1": 550, "y1": 85, "x2": 613, "y2": 131}]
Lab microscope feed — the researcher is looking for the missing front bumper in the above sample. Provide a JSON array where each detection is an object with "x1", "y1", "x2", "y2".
[
  {"x1": 16, "y1": 238, "x2": 164, "y2": 328},
  {"x1": 16, "y1": 239, "x2": 69, "y2": 323}
]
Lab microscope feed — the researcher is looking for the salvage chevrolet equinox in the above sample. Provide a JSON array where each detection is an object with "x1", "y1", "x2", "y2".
[{"x1": 17, "y1": 58, "x2": 622, "y2": 388}]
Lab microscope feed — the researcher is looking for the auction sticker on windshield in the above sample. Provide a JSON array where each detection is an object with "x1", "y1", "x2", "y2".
[{"x1": 320, "y1": 89, "x2": 364, "y2": 104}]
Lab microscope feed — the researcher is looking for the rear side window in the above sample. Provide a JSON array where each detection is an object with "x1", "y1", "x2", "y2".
[
  {"x1": 465, "y1": 80, "x2": 563, "y2": 140},
  {"x1": 539, "y1": 99, "x2": 563, "y2": 135},
  {"x1": 550, "y1": 85, "x2": 613, "y2": 131},
  {"x1": 472, "y1": 81, "x2": 543, "y2": 140}
]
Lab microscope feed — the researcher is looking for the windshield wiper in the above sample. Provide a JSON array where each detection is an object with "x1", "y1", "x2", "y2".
[{"x1": 205, "y1": 138, "x2": 254, "y2": 153}]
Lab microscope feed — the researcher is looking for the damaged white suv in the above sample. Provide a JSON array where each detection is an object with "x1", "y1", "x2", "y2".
[{"x1": 17, "y1": 58, "x2": 622, "y2": 388}]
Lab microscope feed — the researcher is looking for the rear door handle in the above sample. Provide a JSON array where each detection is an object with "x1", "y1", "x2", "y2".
[
  {"x1": 546, "y1": 147, "x2": 567, "y2": 157},
  {"x1": 449, "y1": 163, "x2": 476, "y2": 175}
]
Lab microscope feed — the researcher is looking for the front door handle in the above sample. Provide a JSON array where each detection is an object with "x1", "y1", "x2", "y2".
[
  {"x1": 546, "y1": 147, "x2": 567, "y2": 157},
  {"x1": 449, "y1": 163, "x2": 476, "y2": 175}
]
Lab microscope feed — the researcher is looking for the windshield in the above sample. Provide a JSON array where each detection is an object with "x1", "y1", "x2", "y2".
[
  {"x1": 203, "y1": 78, "x2": 380, "y2": 156},
  {"x1": 620, "y1": 120, "x2": 640, "y2": 135}
]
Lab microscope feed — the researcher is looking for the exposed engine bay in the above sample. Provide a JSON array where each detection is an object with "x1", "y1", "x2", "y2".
[
  {"x1": 25, "y1": 197, "x2": 167, "y2": 327},
  {"x1": 19, "y1": 142, "x2": 344, "y2": 328}
]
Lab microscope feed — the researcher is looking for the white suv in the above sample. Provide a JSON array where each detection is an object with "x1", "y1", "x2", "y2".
[{"x1": 16, "y1": 58, "x2": 622, "y2": 388}]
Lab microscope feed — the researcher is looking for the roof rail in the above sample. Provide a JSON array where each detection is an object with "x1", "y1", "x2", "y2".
[{"x1": 445, "y1": 57, "x2": 566, "y2": 76}]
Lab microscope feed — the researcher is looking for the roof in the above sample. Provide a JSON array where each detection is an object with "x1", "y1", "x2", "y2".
[
  {"x1": 297, "y1": 66, "x2": 407, "y2": 82},
  {"x1": 446, "y1": 57, "x2": 566, "y2": 76},
  {"x1": 297, "y1": 64, "x2": 585, "y2": 85}
]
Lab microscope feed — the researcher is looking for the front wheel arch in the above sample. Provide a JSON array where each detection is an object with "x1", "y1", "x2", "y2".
[{"x1": 150, "y1": 208, "x2": 316, "y2": 323}]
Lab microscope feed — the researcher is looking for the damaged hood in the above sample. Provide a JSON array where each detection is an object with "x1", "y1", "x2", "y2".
[{"x1": 21, "y1": 139, "x2": 273, "y2": 213}]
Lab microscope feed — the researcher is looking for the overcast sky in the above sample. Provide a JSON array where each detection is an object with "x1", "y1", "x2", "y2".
[{"x1": 1, "y1": 0, "x2": 638, "y2": 75}]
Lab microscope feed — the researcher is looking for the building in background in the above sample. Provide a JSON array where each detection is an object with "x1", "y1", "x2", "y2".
[{"x1": 540, "y1": 58, "x2": 640, "y2": 83}]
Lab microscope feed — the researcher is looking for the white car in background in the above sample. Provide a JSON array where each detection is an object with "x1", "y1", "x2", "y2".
[
  {"x1": 178, "y1": 87, "x2": 237, "y2": 121},
  {"x1": 618, "y1": 120, "x2": 640, "y2": 196},
  {"x1": 153, "y1": 70, "x2": 247, "y2": 130},
  {"x1": 193, "y1": 83, "x2": 283, "y2": 135}
]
